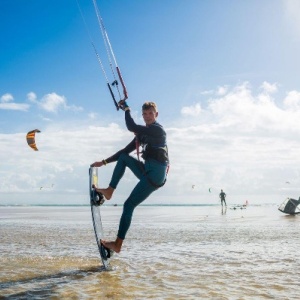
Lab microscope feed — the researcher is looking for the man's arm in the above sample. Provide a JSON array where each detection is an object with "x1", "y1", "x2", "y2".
[{"x1": 104, "y1": 138, "x2": 136, "y2": 164}]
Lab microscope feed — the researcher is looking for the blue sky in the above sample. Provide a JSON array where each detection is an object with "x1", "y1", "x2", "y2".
[{"x1": 1, "y1": 0, "x2": 300, "y2": 205}]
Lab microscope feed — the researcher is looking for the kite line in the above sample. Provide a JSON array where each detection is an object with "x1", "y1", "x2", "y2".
[{"x1": 76, "y1": 0, "x2": 128, "y2": 110}]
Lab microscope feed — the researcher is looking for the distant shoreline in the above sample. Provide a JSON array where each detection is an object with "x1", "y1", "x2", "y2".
[{"x1": 0, "y1": 203, "x2": 278, "y2": 207}]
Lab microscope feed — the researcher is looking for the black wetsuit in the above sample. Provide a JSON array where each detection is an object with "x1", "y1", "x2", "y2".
[{"x1": 104, "y1": 110, "x2": 169, "y2": 239}]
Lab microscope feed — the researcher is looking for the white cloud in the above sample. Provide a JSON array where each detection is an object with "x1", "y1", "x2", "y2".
[
  {"x1": 2, "y1": 82, "x2": 300, "y2": 205},
  {"x1": 1, "y1": 93, "x2": 14, "y2": 102},
  {"x1": 38, "y1": 93, "x2": 83, "y2": 113},
  {"x1": 181, "y1": 103, "x2": 202, "y2": 117},
  {"x1": 171, "y1": 82, "x2": 300, "y2": 202},
  {"x1": 283, "y1": 90, "x2": 300, "y2": 110},
  {"x1": 260, "y1": 81, "x2": 278, "y2": 94},
  {"x1": 27, "y1": 92, "x2": 37, "y2": 102},
  {"x1": 0, "y1": 93, "x2": 29, "y2": 111},
  {"x1": 0, "y1": 102, "x2": 29, "y2": 111},
  {"x1": 0, "y1": 92, "x2": 83, "y2": 113},
  {"x1": 39, "y1": 93, "x2": 67, "y2": 112},
  {"x1": 216, "y1": 85, "x2": 229, "y2": 96},
  {"x1": 201, "y1": 90, "x2": 214, "y2": 95}
]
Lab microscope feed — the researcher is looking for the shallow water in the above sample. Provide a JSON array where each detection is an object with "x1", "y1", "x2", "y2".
[{"x1": 0, "y1": 205, "x2": 299, "y2": 299}]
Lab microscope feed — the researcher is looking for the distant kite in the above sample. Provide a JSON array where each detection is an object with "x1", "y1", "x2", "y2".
[
  {"x1": 40, "y1": 184, "x2": 54, "y2": 190},
  {"x1": 209, "y1": 188, "x2": 212, "y2": 193},
  {"x1": 26, "y1": 129, "x2": 41, "y2": 151}
]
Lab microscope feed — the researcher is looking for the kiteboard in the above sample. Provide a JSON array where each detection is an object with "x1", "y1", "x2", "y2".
[{"x1": 89, "y1": 167, "x2": 113, "y2": 270}]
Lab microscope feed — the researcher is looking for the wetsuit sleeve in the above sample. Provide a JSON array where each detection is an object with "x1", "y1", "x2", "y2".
[
  {"x1": 105, "y1": 138, "x2": 136, "y2": 164},
  {"x1": 125, "y1": 110, "x2": 143, "y2": 132},
  {"x1": 125, "y1": 110, "x2": 161, "y2": 135}
]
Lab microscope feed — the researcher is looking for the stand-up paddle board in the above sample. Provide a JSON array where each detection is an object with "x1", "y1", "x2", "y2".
[{"x1": 89, "y1": 167, "x2": 113, "y2": 270}]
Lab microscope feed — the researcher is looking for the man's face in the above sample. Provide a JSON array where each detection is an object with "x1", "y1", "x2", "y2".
[{"x1": 142, "y1": 108, "x2": 158, "y2": 126}]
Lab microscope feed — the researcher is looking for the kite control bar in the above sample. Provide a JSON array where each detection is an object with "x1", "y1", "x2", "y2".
[
  {"x1": 116, "y1": 66, "x2": 128, "y2": 101},
  {"x1": 108, "y1": 66, "x2": 128, "y2": 110},
  {"x1": 107, "y1": 83, "x2": 119, "y2": 110}
]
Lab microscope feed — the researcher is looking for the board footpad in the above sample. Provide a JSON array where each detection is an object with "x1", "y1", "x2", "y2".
[
  {"x1": 100, "y1": 244, "x2": 113, "y2": 259},
  {"x1": 91, "y1": 190, "x2": 105, "y2": 206}
]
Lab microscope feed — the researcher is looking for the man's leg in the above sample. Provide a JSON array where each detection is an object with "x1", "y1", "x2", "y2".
[
  {"x1": 118, "y1": 176, "x2": 156, "y2": 239},
  {"x1": 109, "y1": 153, "x2": 144, "y2": 189},
  {"x1": 96, "y1": 153, "x2": 144, "y2": 199},
  {"x1": 117, "y1": 161, "x2": 167, "y2": 240},
  {"x1": 101, "y1": 176, "x2": 156, "y2": 253},
  {"x1": 102, "y1": 160, "x2": 168, "y2": 252}
]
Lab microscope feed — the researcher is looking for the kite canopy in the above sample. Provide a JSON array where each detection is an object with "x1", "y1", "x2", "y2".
[
  {"x1": 278, "y1": 198, "x2": 300, "y2": 215},
  {"x1": 26, "y1": 129, "x2": 41, "y2": 151}
]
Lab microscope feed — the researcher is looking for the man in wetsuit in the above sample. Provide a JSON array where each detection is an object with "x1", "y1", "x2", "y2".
[
  {"x1": 219, "y1": 189, "x2": 227, "y2": 206},
  {"x1": 91, "y1": 101, "x2": 169, "y2": 253}
]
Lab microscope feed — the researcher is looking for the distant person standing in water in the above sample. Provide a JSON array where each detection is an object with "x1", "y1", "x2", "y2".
[{"x1": 219, "y1": 189, "x2": 227, "y2": 206}]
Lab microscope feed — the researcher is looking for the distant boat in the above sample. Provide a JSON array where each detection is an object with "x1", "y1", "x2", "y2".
[
  {"x1": 278, "y1": 198, "x2": 300, "y2": 215},
  {"x1": 230, "y1": 200, "x2": 248, "y2": 210},
  {"x1": 230, "y1": 205, "x2": 246, "y2": 210}
]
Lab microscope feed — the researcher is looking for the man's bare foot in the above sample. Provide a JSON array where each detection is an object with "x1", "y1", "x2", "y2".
[
  {"x1": 92, "y1": 186, "x2": 114, "y2": 200},
  {"x1": 101, "y1": 237, "x2": 123, "y2": 253}
]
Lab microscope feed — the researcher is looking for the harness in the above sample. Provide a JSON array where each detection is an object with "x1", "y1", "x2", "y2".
[{"x1": 135, "y1": 138, "x2": 169, "y2": 189}]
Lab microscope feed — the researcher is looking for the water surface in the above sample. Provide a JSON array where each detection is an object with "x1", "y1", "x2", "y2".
[{"x1": 0, "y1": 205, "x2": 299, "y2": 299}]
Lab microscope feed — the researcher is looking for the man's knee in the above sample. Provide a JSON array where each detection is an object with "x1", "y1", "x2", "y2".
[
  {"x1": 119, "y1": 153, "x2": 129, "y2": 161},
  {"x1": 119, "y1": 153, "x2": 137, "y2": 167}
]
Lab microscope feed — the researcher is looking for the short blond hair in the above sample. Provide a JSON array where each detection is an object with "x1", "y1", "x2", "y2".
[{"x1": 142, "y1": 101, "x2": 157, "y2": 112}]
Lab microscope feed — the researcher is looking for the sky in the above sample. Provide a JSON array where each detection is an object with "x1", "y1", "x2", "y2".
[{"x1": 1, "y1": 0, "x2": 300, "y2": 205}]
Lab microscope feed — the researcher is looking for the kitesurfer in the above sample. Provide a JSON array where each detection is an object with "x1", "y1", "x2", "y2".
[
  {"x1": 91, "y1": 101, "x2": 169, "y2": 253},
  {"x1": 219, "y1": 189, "x2": 227, "y2": 206}
]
